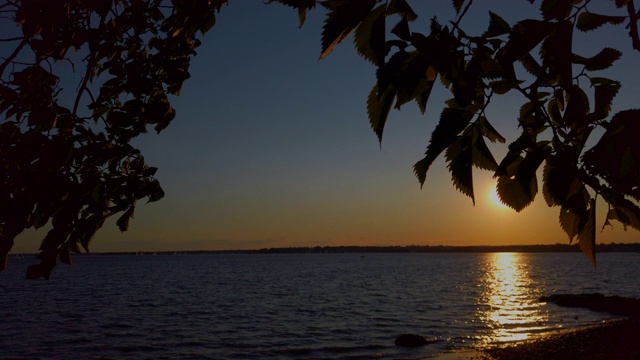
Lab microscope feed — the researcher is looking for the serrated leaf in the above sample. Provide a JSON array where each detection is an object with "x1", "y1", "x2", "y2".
[
  {"x1": 451, "y1": 0, "x2": 464, "y2": 13},
  {"x1": 559, "y1": 206, "x2": 580, "y2": 240},
  {"x1": 592, "y1": 79, "x2": 620, "y2": 119},
  {"x1": 376, "y1": 50, "x2": 410, "y2": 100},
  {"x1": 489, "y1": 79, "x2": 524, "y2": 94},
  {"x1": 519, "y1": 102, "x2": 535, "y2": 123},
  {"x1": 268, "y1": 0, "x2": 318, "y2": 27},
  {"x1": 320, "y1": 0, "x2": 376, "y2": 59},
  {"x1": 495, "y1": 157, "x2": 537, "y2": 212},
  {"x1": 519, "y1": 53, "x2": 542, "y2": 76},
  {"x1": 484, "y1": 11, "x2": 511, "y2": 38},
  {"x1": 540, "y1": 20, "x2": 573, "y2": 86},
  {"x1": 501, "y1": 20, "x2": 555, "y2": 63},
  {"x1": 614, "y1": 0, "x2": 628, "y2": 8},
  {"x1": 393, "y1": 53, "x2": 436, "y2": 110},
  {"x1": 200, "y1": 14, "x2": 216, "y2": 34},
  {"x1": 542, "y1": 155, "x2": 578, "y2": 206},
  {"x1": 367, "y1": 84, "x2": 397, "y2": 143},
  {"x1": 471, "y1": 124, "x2": 499, "y2": 171},
  {"x1": 547, "y1": 97, "x2": 563, "y2": 126},
  {"x1": 391, "y1": 17, "x2": 411, "y2": 41},
  {"x1": 477, "y1": 116, "x2": 506, "y2": 143},
  {"x1": 576, "y1": 12, "x2": 626, "y2": 32},
  {"x1": 413, "y1": 107, "x2": 474, "y2": 186},
  {"x1": 582, "y1": 109, "x2": 640, "y2": 195},
  {"x1": 496, "y1": 143, "x2": 548, "y2": 211},
  {"x1": 564, "y1": 85, "x2": 590, "y2": 124},
  {"x1": 147, "y1": 182, "x2": 165, "y2": 203},
  {"x1": 608, "y1": 200, "x2": 640, "y2": 231},
  {"x1": 573, "y1": 47, "x2": 622, "y2": 71},
  {"x1": 541, "y1": 0, "x2": 573, "y2": 20},
  {"x1": 354, "y1": 4, "x2": 386, "y2": 65},
  {"x1": 116, "y1": 205, "x2": 135, "y2": 232},
  {"x1": 445, "y1": 132, "x2": 475, "y2": 203},
  {"x1": 577, "y1": 198, "x2": 596, "y2": 267},
  {"x1": 386, "y1": 0, "x2": 418, "y2": 21},
  {"x1": 414, "y1": 72, "x2": 436, "y2": 114}
]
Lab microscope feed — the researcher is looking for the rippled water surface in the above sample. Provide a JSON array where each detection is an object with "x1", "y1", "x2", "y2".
[{"x1": 1, "y1": 253, "x2": 639, "y2": 359}]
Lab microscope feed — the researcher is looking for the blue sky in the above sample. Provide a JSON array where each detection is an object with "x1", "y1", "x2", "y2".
[{"x1": 12, "y1": 0, "x2": 640, "y2": 252}]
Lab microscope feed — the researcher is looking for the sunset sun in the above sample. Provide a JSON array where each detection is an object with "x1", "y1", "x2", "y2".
[{"x1": 488, "y1": 187, "x2": 509, "y2": 210}]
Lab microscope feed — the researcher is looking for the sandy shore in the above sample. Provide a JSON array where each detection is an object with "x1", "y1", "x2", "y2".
[{"x1": 432, "y1": 318, "x2": 640, "y2": 360}]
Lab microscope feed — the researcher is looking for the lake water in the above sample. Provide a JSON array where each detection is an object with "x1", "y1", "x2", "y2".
[{"x1": 1, "y1": 252, "x2": 639, "y2": 359}]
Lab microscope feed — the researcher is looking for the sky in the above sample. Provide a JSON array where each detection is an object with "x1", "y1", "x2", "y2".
[{"x1": 11, "y1": 0, "x2": 640, "y2": 252}]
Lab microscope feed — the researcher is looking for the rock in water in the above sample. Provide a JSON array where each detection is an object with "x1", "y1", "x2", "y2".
[
  {"x1": 394, "y1": 334, "x2": 430, "y2": 347},
  {"x1": 540, "y1": 293, "x2": 640, "y2": 318}
]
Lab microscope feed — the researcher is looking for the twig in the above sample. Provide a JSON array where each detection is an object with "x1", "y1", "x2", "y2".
[
  {"x1": 627, "y1": 1, "x2": 640, "y2": 52},
  {"x1": 0, "y1": 38, "x2": 26, "y2": 79}
]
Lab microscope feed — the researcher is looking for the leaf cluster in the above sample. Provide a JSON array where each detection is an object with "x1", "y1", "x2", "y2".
[
  {"x1": 0, "y1": 0, "x2": 226, "y2": 278},
  {"x1": 273, "y1": 0, "x2": 640, "y2": 266}
]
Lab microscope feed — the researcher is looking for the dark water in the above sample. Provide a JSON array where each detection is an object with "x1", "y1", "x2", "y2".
[{"x1": 1, "y1": 253, "x2": 639, "y2": 359}]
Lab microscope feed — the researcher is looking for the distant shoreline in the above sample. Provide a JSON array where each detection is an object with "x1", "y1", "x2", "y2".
[{"x1": 24, "y1": 243, "x2": 638, "y2": 256}]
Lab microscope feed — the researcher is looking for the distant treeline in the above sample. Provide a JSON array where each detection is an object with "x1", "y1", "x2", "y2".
[{"x1": 96, "y1": 243, "x2": 640, "y2": 255}]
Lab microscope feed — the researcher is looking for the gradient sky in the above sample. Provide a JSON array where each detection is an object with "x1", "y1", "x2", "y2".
[{"x1": 12, "y1": 1, "x2": 640, "y2": 252}]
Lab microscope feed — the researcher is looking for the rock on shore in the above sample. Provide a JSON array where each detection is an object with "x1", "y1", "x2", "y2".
[{"x1": 539, "y1": 293, "x2": 640, "y2": 317}]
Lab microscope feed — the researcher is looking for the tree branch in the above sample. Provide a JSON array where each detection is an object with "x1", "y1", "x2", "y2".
[
  {"x1": 627, "y1": 1, "x2": 640, "y2": 52},
  {"x1": 0, "y1": 38, "x2": 27, "y2": 79}
]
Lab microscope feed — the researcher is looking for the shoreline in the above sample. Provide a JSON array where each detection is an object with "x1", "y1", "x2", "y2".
[{"x1": 432, "y1": 318, "x2": 640, "y2": 360}]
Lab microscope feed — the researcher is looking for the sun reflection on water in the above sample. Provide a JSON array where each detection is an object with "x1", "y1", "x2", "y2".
[{"x1": 479, "y1": 253, "x2": 549, "y2": 344}]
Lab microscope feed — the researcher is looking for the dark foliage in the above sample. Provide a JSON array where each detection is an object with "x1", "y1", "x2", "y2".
[{"x1": 2, "y1": 0, "x2": 640, "y2": 278}]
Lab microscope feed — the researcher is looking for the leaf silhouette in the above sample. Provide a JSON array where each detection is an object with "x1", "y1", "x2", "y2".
[
  {"x1": 413, "y1": 108, "x2": 474, "y2": 187},
  {"x1": 386, "y1": 0, "x2": 418, "y2": 21},
  {"x1": 393, "y1": 54, "x2": 436, "y2": 111},
  {"x1": 563, "y1": 85, "x2": 590, "y2": 126},
  {"x1": 542, "y1": 155, "x2": 578, "y2": 206},
  {"x1": 445, "y1": 132, "x2": 475, "y2": 203},
  {"x1": 489, "y1": 79, "x2": 524, "y2": 94},
  {"x1": 541, "y1": 0, "x2": 573, "y2": 20},
  {"x1": 591, "y1": 77, "x2": 621, "y2": 119},
  {"x1": 500, "y1": 20, "x2": 554, "y2": 63},
  {"x1": 495, "y1": 142, "x2": 548, "y2": 212},
  {"x1": 267, "y1": 0, "x2": 318, "y2": 27},
  {"x1": 354, "y1": 4, "x2": 386, "y2": 65},
  {"x1": 519, "y1": 53, "x2": 542, "y2": 76},
  {"x1": 496, "y1": 156, "x2": 537, "y2": 212},
  {"x1": 484, "y1": 11, "x2": 511, "y2": 38},
  {"x1": 573, "y1": 47, "x2": 622, "y2": 71},
  {"x1": 607, "y1": 200, "x2": 640, "y2": 231},
  {"x1": 576, "y1": 12, "x2": 626, "y2": 32},
  {"x1": 471, "y1": 124, "x2": 499, "y2": 171},
  {"x1": 559, "y1": 191, "x2": 588, "y2": 241},
  {"x1": 116, "y1": 205, "x2": 135, "y2": 232},
  {"x1": 582, "y1": 109, "x2": 640, "y2": 194},
  {"x1": 577, "y1": 198, "x2": 596, "y2": 267},
  {"x1": 477, "y1": 116, "x2": 506, "y2": 143},
  {"x1": 540, "y1": 20, "x2": 573, "y2": 86},
  {"x1": 452, "y1": 0, "x2": 464, "y2": 13},
  {"x1": 391, "y1": 17, "x2": 411, "y2": 41},
  {"x1": 367, "y1": 84, "x2": 397, "y2": 143},
  {"x1": 320, "y1": 0, "x2": 377, "y2": 59},
  {"x1": 147, "y1": 181, "x2": 165, "y2": 203}
]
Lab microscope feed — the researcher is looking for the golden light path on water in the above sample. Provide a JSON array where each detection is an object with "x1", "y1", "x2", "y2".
[{"x1": 478, "y1": 253, "x2": 550, "y2": 343}]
